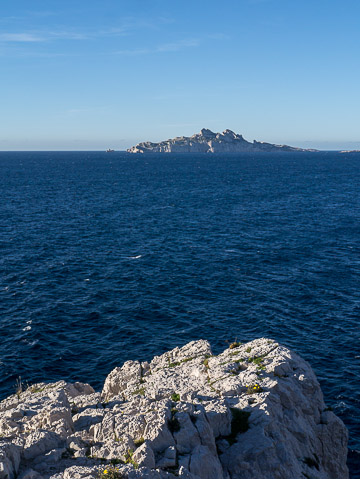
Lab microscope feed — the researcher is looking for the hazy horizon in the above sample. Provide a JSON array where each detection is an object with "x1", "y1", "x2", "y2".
[
  {"x1": 1, "y1": 135, "x2": 360, "y2": 152},
  {"x1": 1, "y1": 0, "x2": 359, "y2": 151}
]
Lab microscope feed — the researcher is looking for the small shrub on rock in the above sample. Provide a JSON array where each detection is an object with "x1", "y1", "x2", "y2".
[
  {"x1": 246, "y1": 383, "x2": 263, "y2": 394},
  {"x1": 97, "y1": 466, "x2": 126, "y2": 478},
  {"x1": 125, "y1": 449, "x2": 138, "y2": 468},
  {"x1": 133, "y1": 437, "x2": 145, "y2": 447}
]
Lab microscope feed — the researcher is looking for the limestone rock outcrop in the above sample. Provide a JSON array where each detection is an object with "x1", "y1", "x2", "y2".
[
  {"x1": 127, "y1": 129, "x2": 317, "y2": 154},
  {"x1": 0, "y1": 339, "x2": 348, "y2": 479}
]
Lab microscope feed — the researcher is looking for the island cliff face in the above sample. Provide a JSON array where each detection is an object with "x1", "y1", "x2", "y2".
[
  {"x1": 0, "y1": 338, "x2": 348, "y2": 479},
  {"x1": 127, "y1": 129, "x2": 316, "y2": 154}
]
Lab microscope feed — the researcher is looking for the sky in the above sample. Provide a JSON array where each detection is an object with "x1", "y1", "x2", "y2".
[{"x1": 1, "y1": 0, "x2": 360, "y2": 150}]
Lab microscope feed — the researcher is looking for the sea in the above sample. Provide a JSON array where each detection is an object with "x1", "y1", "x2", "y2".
[{"x1": 0, "y1": 151, "x2": 359, "y2": 475}]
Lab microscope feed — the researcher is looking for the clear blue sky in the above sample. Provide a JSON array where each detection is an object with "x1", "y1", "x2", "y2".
[{"x1": 1, "y1": 0, "x2": 359, "y2": 150}]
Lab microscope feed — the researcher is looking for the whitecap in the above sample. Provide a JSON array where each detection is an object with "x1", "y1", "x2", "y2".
[{"x1": 129, "y1": 255, "x2": 142, "y2": 259}]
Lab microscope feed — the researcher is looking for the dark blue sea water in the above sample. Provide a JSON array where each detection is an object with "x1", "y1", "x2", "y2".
[{"x1": 0, "y1": 151, "x2": 359, "y2": 475}]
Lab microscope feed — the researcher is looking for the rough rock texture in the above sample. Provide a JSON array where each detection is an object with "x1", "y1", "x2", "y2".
[
  {"x1": 0, "y1": 339, "x2": 348, "y2": 479},
  {"x1": 127, "y1": 129, "x2": 318, "y2": 154}
]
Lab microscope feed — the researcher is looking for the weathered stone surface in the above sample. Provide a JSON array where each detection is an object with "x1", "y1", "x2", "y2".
[
  {"x1": 189, "y1": 445, "x2": 223, "y2": 479},
  {"x1": 0, "y1": 338, "x2": 349, "y2": 479},
  {"x1": 101, "y1": 360, "x2": 142, "y2": 401},
  {"x1": 64, "y1": 383, "x2": 95, "y2": 399},
  {"x1": 127, "y1": 129, "x2": 317, "y2": 154},
  {"x1": 23, "y1": 431, "x2": 61, "y2": 461},
  {"x1": 132, "y1": 442, "x2": 155, "y2": 469},
  {"x1": 17, "y1": 469, "x2": 44, "y2": 479},
  {"x1": 72, "y1": 408, "x2": 105, "y2": 432},
  {"x1": 0, "y1": 442, "x2": 21, "y2": 479},
  {"x1": 63, "y1": 465, "x2": 98, "y2": 479}
]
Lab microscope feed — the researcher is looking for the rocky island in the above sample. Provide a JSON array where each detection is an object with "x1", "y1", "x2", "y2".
[
  {"x1": 127, "y1": 129, "x2": 317, "y2": 154},
  {"x1": 0, "y1": 338, "x2": 348, "y2": 479}
]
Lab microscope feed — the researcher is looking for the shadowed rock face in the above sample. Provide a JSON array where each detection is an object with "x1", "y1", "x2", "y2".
[
  {"x1": 0, "y1": 339, "x2": 348, "y2": 479},
  {"x1": 127, "y1": 129, "x2": 318, "y2": 154}
]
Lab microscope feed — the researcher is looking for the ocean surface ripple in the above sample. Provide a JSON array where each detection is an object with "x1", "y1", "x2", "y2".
[{"x1": 0, "y1": 151, "x2": 359, "y2": 475}]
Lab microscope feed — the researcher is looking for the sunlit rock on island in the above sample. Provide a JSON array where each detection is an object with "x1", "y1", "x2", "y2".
[
  {"x1": 0, "y1": 338, "x2": 348, "y2": 479},
  {"x1": 127, "y1": 129, "x2": 318, "y2": 154}
]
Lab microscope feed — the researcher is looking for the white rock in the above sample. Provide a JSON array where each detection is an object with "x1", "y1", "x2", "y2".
[
  {"x1": 0, "y1": 442, "x2": 21, "y2": 479},
  {"x1": 63, "y1": 466, "x2": 97, "y2": 479},
  {"x1": 173, "y1": 412, "x2": 200, "y2": 454},
  {"x1": 189, "y1": 445, "x2": 223, "y2": 479},
  {"x1": 132, "y1": 442, "x2": 155, "y2": 468},
  {"x1": 204, "y1": 401, "x2": 231, "y2": 437},
  {"x1": 143, "y1": 407, "x2": 175, "y2": 453},
  {"x1": 193, "y1": 414, "x2": 216, "y2": 454},
  {"x1": 64, "y1": 383, "x2": 95, "y2": 399},
  {"x1": 0, "y1": 338, "x2": 349, "y2": 479},
  {"x1": 23, "y1": 431, "x2": 61, "y2": 461},
  {"x1": 101, "y1": 360, "x2": 142, "y2": 401},
  {"x1": 156, "y1": 445, "x2": 177, "y2": 468},
  {"x1": 73, "y1": 408, "x2": 105, "y2": 431}
]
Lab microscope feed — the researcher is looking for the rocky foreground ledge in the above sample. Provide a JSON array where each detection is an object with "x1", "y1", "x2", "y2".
[{"x1": 0, "y1": 339, "x2": 348, "y2": 479}]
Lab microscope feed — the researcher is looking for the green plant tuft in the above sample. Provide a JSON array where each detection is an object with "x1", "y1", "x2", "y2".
[
  {"x1": 132, "y1": 387, "x2": 145, "y2": 396},
  {"x1": 29, "y1": 386, "x2": 45, "y2": 394},
  {"x1": 171, "y1": 393, "x2": 180, "y2": 402},
  {"x1": 133, "y1": 437, "x2": 145, "y2": 448},
  {"x1": 125, "y1": 449, "x2": 139, "y2": 468},
  {"x1": 168, "y1": 361, "x2": 180, "y2": 368},
  {"x1": 248, "y1": 356, "x2": 265, "y2": 370}
]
